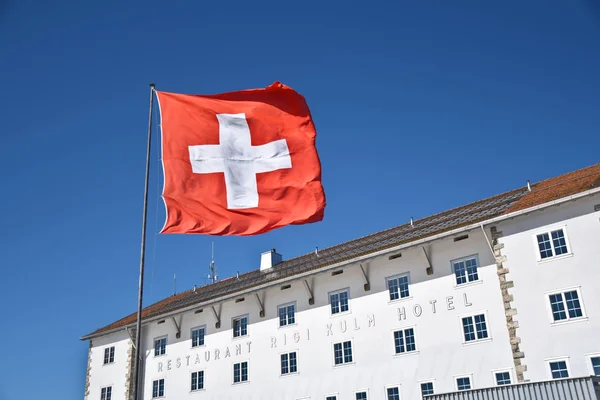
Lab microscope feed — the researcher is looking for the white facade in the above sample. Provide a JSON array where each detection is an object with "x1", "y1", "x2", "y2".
[
  {"x1": 497, "y1": 193, "x2": 600, "y2": 382},
  {"x1": 84, "y1": 190, "x2": 600, "y2": 400}
]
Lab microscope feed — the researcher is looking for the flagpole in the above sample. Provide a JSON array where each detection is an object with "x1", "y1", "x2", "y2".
[{"x1": 132, "y1": 83, "x2": 155, "y2": 400}]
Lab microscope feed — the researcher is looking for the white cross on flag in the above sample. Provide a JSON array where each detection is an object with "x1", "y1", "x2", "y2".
[{"x1": 155, "y1": 82, "x2": 326, "y2": 236}]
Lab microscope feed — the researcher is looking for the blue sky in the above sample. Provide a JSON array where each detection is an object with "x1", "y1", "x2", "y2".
[{"x1": 0, "y1": 1, "x2": 599, "y2": 399}]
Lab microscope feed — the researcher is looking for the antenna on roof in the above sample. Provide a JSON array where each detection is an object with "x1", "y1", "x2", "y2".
[
  {"x1": 173, "y1": 273, "x2": 177, "y2": 295},
  {"x1": 208, "y1": 241, "x2": 218, "y2": 284},
  {"x1": 527, "y1": 180, "x2": 531, "y2": 191},
  {"x1": 410, "y1": 217, "x2": 414, "y2": 227},
  {"x1": 315, "y1": 247, "x2": 319, "y2": 257}
]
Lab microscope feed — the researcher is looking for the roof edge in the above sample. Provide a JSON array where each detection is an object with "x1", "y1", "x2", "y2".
[{"x1": 81, "y1": 185, "x2": 600, "y2": 341}]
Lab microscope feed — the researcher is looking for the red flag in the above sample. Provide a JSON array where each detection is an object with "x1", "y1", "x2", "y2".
[{"x1": 155, "y1": 82, "x2": 326, "y2": 236}]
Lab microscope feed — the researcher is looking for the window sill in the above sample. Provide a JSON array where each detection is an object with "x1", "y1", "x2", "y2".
[
  {"x1": 393, "y1": 350, "x2": 420, "y2": 358},
  {"x1": 232, "y1": 335, "x2": 249, "y2": 341},
  {"x1": 153, "y1": 354, "x2": 167, "y2": 358},
  {"x1": 102, "y1": 362, "x2": 115, "y2": 366},
  {"x1": 462, "y1": 337, "x2": 492, "y2": 347},
  {"x1": 550, "y1": 317, "x2": 589, "y2": 327},
  {"x1": 333, "y1": 362, "x2": 356, "y2": 369},
  {"x1": 280, "y1": 372, "x2": 299, "y2": 378},
  {"x1": 538, "y1": 253, "x2": 574, "y2": 264},
  {"x1": 454, "y1": 280, "x2": 483, "y2": 290},
  {"x1": 278, "y1": 323, "x2": 298, "y2": 330},
  {"x1": 191, "y1": 344, "x2": 206, "y2": 350},
  {"x1": 388, "y1": 296, "x2": 413, "y2": 305},
  {"x1": 330, "y1": 311, "x2": 352, "y2": 318},
  {"x1": 190, "y1": 389, "x2": 205, "y2": 393},
  {"x1": 232, "y1": 381, "x2": 250, "y2": 386}
]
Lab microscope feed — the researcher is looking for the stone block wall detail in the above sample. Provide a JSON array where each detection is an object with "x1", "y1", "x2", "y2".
[
  {"x1": 125, "y1": 329, "x2": 137, "y2": 400},
  {"x1": 491, "y1": 226, "x2": 528, "y2": 382},
  {"x1": 84, "y1": 339, "x2": 93, "y2": 400}
]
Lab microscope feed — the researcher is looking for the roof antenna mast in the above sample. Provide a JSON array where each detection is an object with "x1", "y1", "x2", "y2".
[{"x1": 208, "y1": 241, "x2": 218, "y2": 284}]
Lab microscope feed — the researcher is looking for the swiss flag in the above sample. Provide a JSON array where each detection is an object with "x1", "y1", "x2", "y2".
[{"x1": 155, "y1": 82, "x2": 326, "y2": 236}]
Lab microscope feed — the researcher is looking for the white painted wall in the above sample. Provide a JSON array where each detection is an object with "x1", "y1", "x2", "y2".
[
  {"x1": 88, "y1": 329, "x2": 131, "y2": 400},
  {"x1": 497, "y1": 193, "x2": 600, "y2": 383},
  {"x1": 85, "y1": 192, "x2": 600, "y2": 400},
  {"x1": 133, "y1": 232, "x2": 515, "y2": 400}
]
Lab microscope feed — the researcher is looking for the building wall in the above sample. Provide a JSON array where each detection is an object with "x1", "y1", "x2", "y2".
[
  {"x1": 88, "y1": 329, "x2": 132, "y2": 400},
  {"x1": 136, "y1": 232, "x2": 515, "y2": 400},
  {"x1": 497, "y1": 193, "x2": 600, "y2": 383}
]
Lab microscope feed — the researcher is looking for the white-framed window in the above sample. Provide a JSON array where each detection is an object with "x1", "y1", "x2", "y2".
[
  {"x1": 100, "y1": 386, "x2": 112, "y2": 400},
  {"x1": 495, "y1": 371, "x2": 511, "y2": 385},
  {"x1": 420, "y1": 381, "x2": 434, "y2": 396},
  {"x1": 191, "y1": 370, "x2": 204, "y2": 391},
  {"x1": 152, "y1": 379, "x2": 165, "y2": 398},
  {"x1": 393, "y1": 328, "x2": 417, "y2": 354},
  {"x1": 462, "y1": 313, "x2": 489, "y2": 342},
  {"x1": 547, "y1": 287, "x2": 585, "y2": 323},
  {"x1": 233, "y1": 361, "x2": 248, "y2": 383},
  {"x1": 191, "y1": 326, "x2": 205, "y2": 347},
  {"x1": 387, "y1": 273, "x2": 410, "y2": 301},
  {"x1": 588, "y1": 355, "x2": 600, "y2": 376},
  {"x1": 451, "y1": 255, "x2": 479, "y2": 285},
  {"x1": 333, "y1": 340, "x2": 353, "y2": 365},
  {"x1": 325, "y1": 394, "x2": 338, "y2": 400},
  {"x1": 103, "y1": 346, "x2": 115, "y2": 364},
  {"x1": 548, "y1": 359, "x2": 570, "y2": 379},
  {"x1": 154, "y1": 336, "x2": 167, "y2": 356},
  {"x1": 329, "y1": 288, "x2": 350, "y2": 315},
  {"x1": 232, "y1": 315, "x2": 248, "y2": 338},
  {"x1": 455, "y1": 375, "x2": 472, "y2": 391},
  {"x1": 535, "y1": 227, "x2": 570, "y2": 260},
  {"x1": 386, "y1": 386, "x2": 400, "y2": 400},
  {"x1": 281, "y1": 351, "x2": 298, "y2": 375},
  {"x1": 278, "y1": 302, "x2": 296, "y2": 327},
  {"x1": 355, "y1": 390, "x2": 368, "y2": 400}
]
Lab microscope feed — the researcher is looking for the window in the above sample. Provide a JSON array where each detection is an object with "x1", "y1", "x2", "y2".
[
  {"x1": 394, "y1": 328, "x2": 416, "y2": 354},
  {"x1": 191, "y1": 326, "x2": 205, "y2": 347},
  {"x1": 154, "y1": 337, "x2": 166, "y2": 356},
  {"x1": 233, "y1": 361, "x2": 248, "y2": 383},
  {"x1": 333, "y1": 340, "x2": 353, "y2": 365},
  {"x1": 279, "y1": 303, "x2": 296, "y2": 327},
  {"x1": 281, "y1": 351, "x2": 298, "y2": 375},
  {"x1": 387, "y1": 387, "x2": 400, "y2": 400},
  {"x1": 452, "y1": 256, "x2": 479, "y2": 285},
  {"x1": 100, "y1": 386, "x2": 112, "y2": 400},
  {"x1": 456, "y1": 376, "x2": 471, "y2": 391},
  {"x1": 590, "y1": 357, "x2": 600, "y2": 376},
  {"x1": 103, "y1": 346, "x2": 115, "y2": 364},
  {"x1": 233, "y1": 316, "x2": 248, "y2": 337},
  {"x1": 420, "y1": 382, "x2": 434, "y2": 396},
  {"x1": 495, "y1": 371, "x2": 511, "y2": 385},
  {"x1": 152, "y1": 379, "x2": 164, "y2": 398},
  {"x1": 326, "y1": 397, "x2": 337, "y2": 400},
  {"x1": 355, "y1": 392, "x2": 367, "y2": 400},
  {"x1": 462, "y1": 314, "x2": 488, "y2": 342},
  {"x1": 549, "y1": 360, "x2": 569, "y2": 379},
  {"x1": 548, "y1": 290, "x2": 584, "y2": 322},
  {"x1": 191, "y1": 370, "x2": 204, "y2": 391},
  {"x1": 330, "y1": 289, "x2": 349, "y2": 314},
  {"x1": 387, "y1": 274, "x2": 410, "y2": 300},
  {"x1": 536, "y1": 228, "x2": 569, "y2": 259}
]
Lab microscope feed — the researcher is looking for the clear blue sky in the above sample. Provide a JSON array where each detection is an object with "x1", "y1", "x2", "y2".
[{"x1": 1, "y1": 1, "x2": 599, "y2": 399}]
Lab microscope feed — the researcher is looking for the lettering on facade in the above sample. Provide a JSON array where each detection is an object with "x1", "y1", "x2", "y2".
[
  {"x1": 155, "y1": 292, "x2": 475, "y2": 373},
  {"x1": 157, "y1": 341, "x2": 252, "y2": 372},
  {"x1": 271, "y1": 329, "x2": 310, "y2": 348}
]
